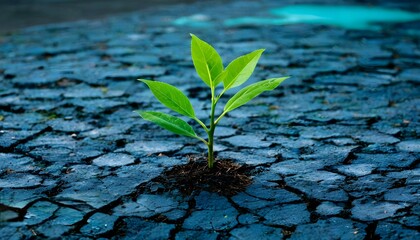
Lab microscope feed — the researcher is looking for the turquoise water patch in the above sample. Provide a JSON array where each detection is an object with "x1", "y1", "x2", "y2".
[
  {"x1": 173, "y1": 14, "x2": 213, "y2": 28},
  {"x1": 224, "y1": 5, "x2": 420, "y2": 30}
]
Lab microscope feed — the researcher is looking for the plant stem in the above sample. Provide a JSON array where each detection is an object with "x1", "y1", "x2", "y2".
[
  {"x1": 215, "y1": 111, "x2": 227, "y2": 125},
  {"x1": 196, "y1": 136, "x2": 208, "y2": 145},
  {"x1": 193, "y1": 117, "x2": 209, "y2": 132},
  {"x1": 207, "y1": 89, "x2": 217, "y2": 168},
  {"x1": 207, "y1": 136, "x2": 214, "y2": 168}
]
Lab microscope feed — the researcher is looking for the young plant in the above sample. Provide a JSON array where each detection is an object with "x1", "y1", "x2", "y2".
[{"x1": 136, "y1": 34, "x2": 289, "y2": 168}]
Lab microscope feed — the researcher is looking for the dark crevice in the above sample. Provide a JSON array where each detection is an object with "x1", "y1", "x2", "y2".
[
  {"x1": 168, "y1": 196, "x2": 197, "y2": 240},
  {"x1": 0, "y1": 126, "x2": 52, "y2": 153},
  {"x1": 43, "y1": 180, "x2": 65, "y2": 197},
  {"x1": 67, "y1": 198, "x2": 123, "y2": 234},
  {"x1": 273, "y1": 178, "x2": 321, "y2": 224},
  {"x1": 363, "y1": 222, "x2": 379, "y2": 240},
  {"x1": 343, "y1": 151, "x2": 358, "y2": 165},
  {"x1": 282, "y1": 226, "x2": 297, "y2": 239},
  {"x1": 340, "y1": 194, "x2": 357, "y2": 219},
  {"x1": 0, "y1": 204, "x2": 23, "y2": 222}
]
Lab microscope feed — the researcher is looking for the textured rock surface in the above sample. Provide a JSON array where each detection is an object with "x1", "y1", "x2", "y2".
[{"x1": 1, "y1": 0, "x2": 419, "y2": 238}]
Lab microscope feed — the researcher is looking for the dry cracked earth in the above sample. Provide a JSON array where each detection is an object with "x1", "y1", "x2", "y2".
[{"x1": 0, "y1": 0, "x2": 419, "y2": 239}]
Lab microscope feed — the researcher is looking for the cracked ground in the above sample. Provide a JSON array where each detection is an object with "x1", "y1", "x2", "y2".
[{"x1": 0, "y1": 0, "x2": 419, "y2": 239}]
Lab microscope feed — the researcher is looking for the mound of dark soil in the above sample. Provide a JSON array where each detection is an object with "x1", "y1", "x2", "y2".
[{"x1": 157, "y1": 157, "x2": 252, "y2": 196}]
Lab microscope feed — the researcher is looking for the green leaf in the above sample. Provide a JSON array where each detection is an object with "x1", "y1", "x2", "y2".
[
  {"x1": 136, "y1": 111, "x2": 197, "y2": 138},
  {"x1": 223, "y1": 49, "x2": 264, "y2": 91},
  {"x1": 191, "y1": 34, "x2": 224, "y2": 88},
  {"x1": 141, "y1": 80, "x2": 195, "y2": 118},
  {"x1": 213, "y1": 70, "x2": 226, "y2": 87},
  {"x1": 224, "y1": 77, "x2": 289, "y2": 112}
]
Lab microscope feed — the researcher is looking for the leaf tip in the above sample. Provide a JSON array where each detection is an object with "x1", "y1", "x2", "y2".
[
  {"x1": 134, "y1": 110, "x2": 143, "y2": 117},
  {"x1": 139, "y1": 79, "x2": 152, "y2": 84}
]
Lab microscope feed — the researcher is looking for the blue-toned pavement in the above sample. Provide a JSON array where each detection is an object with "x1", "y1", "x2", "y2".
[{"x1": 0, "y1": 0, "x2": 419, "y2": 239}]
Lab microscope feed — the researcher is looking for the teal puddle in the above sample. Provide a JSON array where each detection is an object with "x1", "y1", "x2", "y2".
[
  {"x1": 174, "y1": 5, "x2": 420, "y2": 31},
  {"x1": 173, "y1": 14, "x2": 214, "y2": 28},
  {"x1": 225, "y1": 5, "x2": 420, "y2": 30}
]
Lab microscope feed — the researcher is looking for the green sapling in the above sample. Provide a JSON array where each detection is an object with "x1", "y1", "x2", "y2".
[{"x1": 137, "y1": 34, "x2": 289, "y2": 168}]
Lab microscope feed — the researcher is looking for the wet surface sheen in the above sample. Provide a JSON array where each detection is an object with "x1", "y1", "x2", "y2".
[{"x1": 0, "y1": 0, "x2": 419, "y2": 239}]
